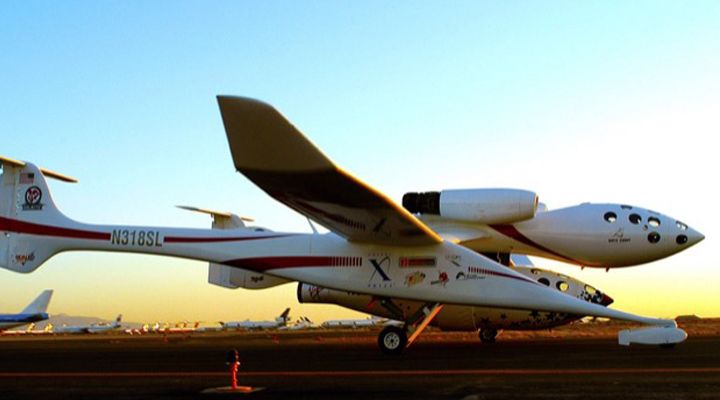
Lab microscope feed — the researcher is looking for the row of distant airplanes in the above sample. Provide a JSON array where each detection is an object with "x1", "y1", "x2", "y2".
[
  {"x1": 0, "y1": 96, "x2": 704, "y2": 354},
  {"x1": 0, "y1": 294, "x2": 392, "y2": 335}
]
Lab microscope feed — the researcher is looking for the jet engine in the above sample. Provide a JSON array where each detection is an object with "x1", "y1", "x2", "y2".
[{"x1": 402, "y1": 188, "x2": 538, "y2": 224}]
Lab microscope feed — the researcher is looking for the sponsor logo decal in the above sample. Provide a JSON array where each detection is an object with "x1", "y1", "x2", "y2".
[
  {"x1": 455, "y1": 270, "x2": 485, "y2": 281},
  {"x1": 14, "y1": 252, "x2": 35, "y2": 266},
  {"x1": 430, "y1": 271, "x2": 449, "y2": 287},
  {"x1": 250, "y1": 275, "x2": 264, "y2": 283},
  {"x1": 608, "y1": 228, "x2": 631, "y2": 243},
  {"x1": 308, "y1": 285, "x2": 323, "y2": 300},
  {"x1": 446, "y1": 254, "x2": 462, "y2": 267},
  {"x1": 368, "y1": 255, "x2": 393, "y2": 288},
  {"x1": 404, "y1": 271, "x2": 426, "y2": 287},
  {"x1": 22, "y1": 186, "x2": 44, "y2": 211}
]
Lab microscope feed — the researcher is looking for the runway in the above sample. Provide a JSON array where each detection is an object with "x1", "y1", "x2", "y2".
[{"x1": 1, "y1": 331, "x2": 719, "y2": 399}]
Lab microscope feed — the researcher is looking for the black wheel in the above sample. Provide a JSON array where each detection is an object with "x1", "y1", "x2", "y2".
[
  {"x1": 378, "y1": 326, "x2": 407, "y2": 355},
  {"x1": 479, "y1": 328, "x2": 498, "y2": 343}
]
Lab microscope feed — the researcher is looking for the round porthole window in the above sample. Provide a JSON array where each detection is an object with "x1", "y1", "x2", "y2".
[
  {"x1": 648, "y1": 232, "x2": 661, "y2": 244},
  {"x1": 538, "y1": 278, "x2": 550, "y2": 286},
  {"x1": 629, "y1": 214, "x2": 642, "y2": 224},
  {"x1": 556, "y1": 281, "x2": 569, "y2": 292},
  {"x1": 604, "y1": 212, "x2": 617, "y2": 223},
  {"x1": 648, "y1": 217, "x2": 660, "y2": 227},
  {"x1": 676, "y1": 235, "x2": 688, "y2": 245}
]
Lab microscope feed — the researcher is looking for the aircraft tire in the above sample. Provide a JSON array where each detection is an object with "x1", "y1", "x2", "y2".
[
  {"x1": 479, "y1": 328, "x2": 498, "y2": 343},
  {"x1": 378, "y1": 326, "x2": 407, "y2": 355}
]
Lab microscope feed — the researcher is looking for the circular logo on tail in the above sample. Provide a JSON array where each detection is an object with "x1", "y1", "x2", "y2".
[{"x1": 23, "y1": 186, "x2": 44, "y2": 211}]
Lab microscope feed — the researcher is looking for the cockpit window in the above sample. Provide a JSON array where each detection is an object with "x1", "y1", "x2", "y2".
[
  {"x1": 621, "y1": 205, "x2": 632, "y2": 210},
  {"x1": 676, "y1": 221, "x2": 688, "y2": 231},
  {"x1": 531, "y1": 269, "x2": 542, "y2": 275},
  {"x1": 629, "y1": 214, "x2": 642, "y2": 224},
  {"x1": 538, "y1": 278, "x2": 550, "y2": 286},
  {"x1": 676, "y1": 235, "x2": 688, "y2": 245},
  {"x1": 556, "y1": 281, "x2": 569, "y2": 292},
  {"x1": 604, "y1": 212, "x2": 617, "y2": 223},
  {"x1": 648, "y1": 232, "x2": 661, "y2": 244},
  {"x1": 584, "y1": 285, "x2": 597, "y2": 295},
  {"x1": 648, "y1": 217, "x2": 661, "y2": 227}
]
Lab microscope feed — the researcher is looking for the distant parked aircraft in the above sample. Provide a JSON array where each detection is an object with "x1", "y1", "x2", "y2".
[
  {"x1": 54, "y1": 314, "x2": 122, "y2": 334},
  {"x1": 222, "y1": 308, "x2": 290, "y2": 330},
  {"x1": 0, "y1": 290, "x2": 53, "y2": 331}
]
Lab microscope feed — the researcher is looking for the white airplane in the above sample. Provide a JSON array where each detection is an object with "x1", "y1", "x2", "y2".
[
  {"x1": 0, "y1": 96, "x2": 701, "y2": 354},
  {"x1": 300, "y1": 260, "x2": 613, "y2": 342},
  {"x1": 0, "y1": 290, "x2": 53, "y2": 331},
  {"x1": 402, "y1": 190, "x2": 703, "y2": 270},
  {"x1": 54, "y1": 314, "x2": 122, "y2": 334},
  {"x1": 222, "y1": 308, "x2": 291, "y2": 330},
  {"x1": 280, "y1": 317, "x2": 320, "y2": 331}
]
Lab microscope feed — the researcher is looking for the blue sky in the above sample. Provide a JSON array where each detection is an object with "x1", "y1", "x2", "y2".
[{"x1": 1, "y1": 2, "x2": 719, "y2": 322}]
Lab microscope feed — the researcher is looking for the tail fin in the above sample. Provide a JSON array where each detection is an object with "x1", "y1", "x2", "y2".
[
  {"x1": 276, "y1": 307, "x2": 291, "y2": 324},
  {"x1": 1, "y1": 158, "x2": 76, "y2": 273},
  {"x1": 114, "y1": 314, "x2": 123, "y2": 327},
  {"x1": 20, "y1": 289, "x2": 53, "y2": 313}
]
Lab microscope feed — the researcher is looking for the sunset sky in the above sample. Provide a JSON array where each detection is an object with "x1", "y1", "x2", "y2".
[{"x1": 1, "y1": 1, "x2": 718, "y2": 324}]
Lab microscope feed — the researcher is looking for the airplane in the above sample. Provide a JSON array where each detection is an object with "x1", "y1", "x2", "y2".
[
  {"x1": 0, "y1": 96, "x2": 702, "y2": 354},
  {"x1": 279, "y1": 316, "x2": 320, "y2": 331},
  {"x1": 402, "y1": 190, "x2": 704, "y2": 270},
  {"x1": 221, "y1": 308, "x2": 291, "y2": 330},
  {"x1": 0, "y1": 290, "x2": 53, "y2": 331},
  {"x1": 300, "y1": 259, "x2": 612, "y2": 342},
  {"x1": 54, "y1": 314, "x2": 122, "y2": 334},
  {"x1": 161, "y1": 321, "x2": 201, "y2": 334}
]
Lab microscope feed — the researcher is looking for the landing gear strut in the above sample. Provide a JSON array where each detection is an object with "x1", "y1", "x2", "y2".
[
  {"x1": 479, "y1": 328, "x2": 498, "y2": 343},
  {"x1": 375, "y1": 300, "x2": 443, "y2": 355}
]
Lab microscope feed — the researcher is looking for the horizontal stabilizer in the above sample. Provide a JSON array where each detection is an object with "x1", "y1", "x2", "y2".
[{"x1": 0, "y1": 156, "x2": 77, "y2": 183}]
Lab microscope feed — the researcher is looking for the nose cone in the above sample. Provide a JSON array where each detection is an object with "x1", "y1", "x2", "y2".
[{"x1": 675, "y1": 226, "x2": 705, "y2": 248}]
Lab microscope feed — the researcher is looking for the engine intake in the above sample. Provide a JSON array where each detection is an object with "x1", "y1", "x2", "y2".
[{"x1": 403, "y1": 188, "x2": 538, "y2": 224}]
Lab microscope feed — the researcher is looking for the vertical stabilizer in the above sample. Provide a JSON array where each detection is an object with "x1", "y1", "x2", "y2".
[
  {"x1": 20, "y1": 290, "x2": 54, "y2": 314},
  {"x1": 1, "y1": 159, "x2": 76, "y2": 273}
]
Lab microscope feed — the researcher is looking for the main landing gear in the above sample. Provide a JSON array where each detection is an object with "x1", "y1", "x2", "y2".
[
  {"x1": 376, "y1": 301, "x2": 444, "y2": 355},
  {"x1": 479, "y1": 328, "x2": 498, "y2": 343}
]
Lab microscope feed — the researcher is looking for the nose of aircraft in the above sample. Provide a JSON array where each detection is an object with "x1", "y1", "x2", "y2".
[{"x1": 675, "y1": 225, "x2": 705, "y2": 247}]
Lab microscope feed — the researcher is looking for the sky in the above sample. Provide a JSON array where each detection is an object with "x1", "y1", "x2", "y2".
[{"x1": 1, "y1": 1, "x2": 719, "y2": 324}]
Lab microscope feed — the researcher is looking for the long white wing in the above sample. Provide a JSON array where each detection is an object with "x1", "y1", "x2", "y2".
[{"x1": 217, "y1": 96, "x2": 441, "y2": 246}]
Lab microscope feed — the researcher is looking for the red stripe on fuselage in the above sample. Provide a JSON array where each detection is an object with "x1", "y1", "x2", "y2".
[
  {"x1": 224, "y1": 256, "x2": 338, "y2": 272},
  {"x1": 488, "y1": 224, "x2": 581, "y2": 265},
  {"x1": 164, "y1": 234, "x2": 294, "y2": 243},
  {"x1": 0, "y1": 217, "x2": 293, "y2": 244},
  {"x1": 0, "y1": 216, "x2": 110, "y2": 240}
]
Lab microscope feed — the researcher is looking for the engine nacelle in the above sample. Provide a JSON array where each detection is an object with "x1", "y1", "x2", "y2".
[{"x1": 403, "y1": 188, "x2": 538, "y2": 224}]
